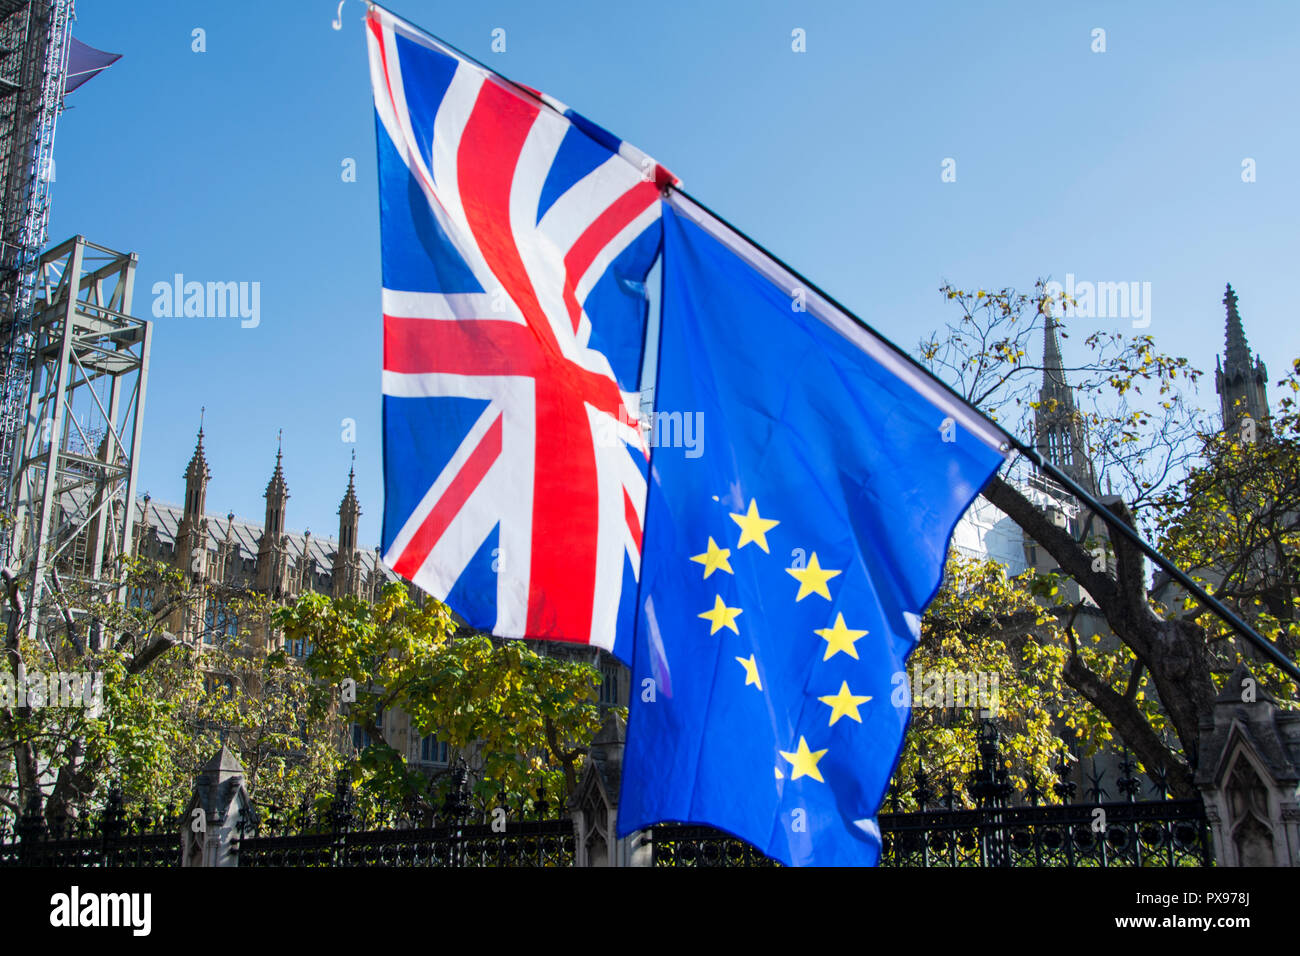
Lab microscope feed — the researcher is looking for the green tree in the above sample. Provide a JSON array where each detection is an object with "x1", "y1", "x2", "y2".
[
  {"x1": 1151, "y1": 359, "x2": 1300, "y2": 693},
  {"x1": 278, "y1": 584, "x2": 608, "y2": 815},
  {"x1": 914, "y1": 283, "x2": 1298, "y2": 797},
  {"x1": 2, "y1": 557, "x2": 342, "y2": 822},
  {"x1": 898, "y1": 554, "x2": 1114, "y2": 808}
]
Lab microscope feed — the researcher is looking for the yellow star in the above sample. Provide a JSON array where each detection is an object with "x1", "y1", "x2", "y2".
[
  {"x1": 698, "y1": 594, "x2": 743, "y2": 635},
  {"x1": 818, "y1": 681, "x2": 873, "y2": 726},
  {"x1": 779, "y1": 736, "x2": 828, "y2": 783},
  {"x1": 815, "y1": 613, "x2": 868, "y2": 661},
  {"x1": 689, "y1": 536, "x2": 733, "y2": 578},
  {"x1": 786, "y1": 552, "x2": 841, "y2": 601},
  {"x1": 735, "y1": 654, "x2": 762, "y2": 690},
  {"x1": 729, "y1": 499, "x2": 779, "y2": 553}
]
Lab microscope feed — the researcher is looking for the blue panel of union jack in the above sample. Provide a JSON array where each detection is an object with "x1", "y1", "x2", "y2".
[
  {"x1": 367, "y1": 6, "x2": 675, "y2": 652},
  {"x1": 619, "y1": 195, "x2": 1009, "y2": 865}
]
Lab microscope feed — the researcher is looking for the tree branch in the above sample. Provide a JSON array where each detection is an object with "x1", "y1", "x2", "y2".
[
  {"x1": 1061, "y1": 653, "x2": 1194, "y2": 797},
  {"x1": 126, "y1": 632, "x2": 179, "y2": 674},
  {"x1": 982, "y1": 476, "x2": 1119, "y2": 607}
]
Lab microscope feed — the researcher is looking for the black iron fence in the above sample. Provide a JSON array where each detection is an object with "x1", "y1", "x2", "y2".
[
  {"x1": 0, "y1": 780, "x2": 574, "y2": 868},
  {"x1": 877, "y1": 799, "x2": 1208, "y2": 867},
  {"x1": 648, "y1": 799, "x2": 1210, "y2": 868},
  {"x1": 235, "y1": 817, "x2": 573, "y2": 867},
  {"x1": 650, "y1": 825, "x2": 780, "y2": 867},
  {"x1": 0, "y1": 727, "x2": 1212, "y2": 868},
  {"x1": 649, "y1": 723, "x2": 1212, "y2": 867},
  {"x1": 234, "y1": 771, "x2": 573, "y2": 867},
  {"x1": 0, "y1": 790, "x2": 182, "y2": 867}
]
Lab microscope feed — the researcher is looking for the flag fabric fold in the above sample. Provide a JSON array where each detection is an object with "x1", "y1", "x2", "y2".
[{"x1": 616, "y1": 192, "x2": 1009, "y2": 865}]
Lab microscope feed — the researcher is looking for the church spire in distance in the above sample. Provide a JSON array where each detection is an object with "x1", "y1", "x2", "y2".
[
  {"x1": 1042, "y1": 313, "x2": 1068, "y2": 393},
  {"x1": 339, "y1": 449, "x2": 359, "y2": 516},
  {"x1": 257, "y1": 430, "x2": 291, "y2": 596},
  {"x1": 183, "y1": 407, "x2": 210, "y2": 483},
  {"x1": 334, "y1": 450, "x2": 363, "y2": 599},
  {"x1": 1215, "y1": 284, "x2": 1269, "y2": 432},
  {"x1": 181, "y1": 408, "x2": 210, "y2": 524},
  {"x1": 263, "y1": 430, "x2": 289, "y2": 540},
  {"x1": 1033, "y1": 312, "x2": 1098, "y2": 495},
  {"x1": 265, "y1": 429, "x2": 289, "y2": 501},
  {"x1": 1222, "y1": 284, "x2": 1250, "y2": 369}
]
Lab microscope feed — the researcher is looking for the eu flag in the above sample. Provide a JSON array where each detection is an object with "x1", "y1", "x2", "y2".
[{"x1": 617, "y1": 195, "x2": 1008, "y2": 865}]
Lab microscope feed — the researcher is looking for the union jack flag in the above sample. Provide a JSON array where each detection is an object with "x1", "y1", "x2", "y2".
[{"x1": 367, "y1": 6, "x2": 674, "y2": 651}]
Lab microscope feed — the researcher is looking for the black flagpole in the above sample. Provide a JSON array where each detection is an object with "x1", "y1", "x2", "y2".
[
  {"x1": 669, "y1": 185, "x2": 1300, "y2": 685},
  {"x1": 1008, "y1": 439, "x2": 1300, "y2": 683}
]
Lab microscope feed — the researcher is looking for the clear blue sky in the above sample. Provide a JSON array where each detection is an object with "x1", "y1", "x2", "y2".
[{"x1": 50, "y1": 0, "x2": 1300, "y2": 548}]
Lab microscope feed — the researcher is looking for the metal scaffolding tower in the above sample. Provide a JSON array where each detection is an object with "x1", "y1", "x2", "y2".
[
  {"x1": 0, "y1": 0, "x2": 74, "y2": 568},
  {"x1": 8, "y1": 236, "x2": 150, "y2": 635}
]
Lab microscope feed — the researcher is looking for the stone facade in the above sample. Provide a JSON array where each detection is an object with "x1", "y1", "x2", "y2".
[
  {"x1": 129, "y1": 428, "x2": 627, "y2": 779},
  {"x1": 1195, "y1": 666, "x2": 1300, "y2": 866},
  {"x1": 132, "y1": 431, "x2": 398, "y2": 618}
]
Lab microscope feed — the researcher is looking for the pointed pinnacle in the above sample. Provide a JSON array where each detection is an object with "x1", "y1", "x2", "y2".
[
  {"x1": 184, "y1": 421, "x2": 211, "y2": 482},
  {"x1": 265, "y1": 435, "x2": 289, "y2": 499},
  {"x1": 1042, "y1": 315, "x2": 1068, "y2": 391},
  {"x1": 340, "y1": 455, "x2": 361, "y2": 515},
  {"x1": 1223, "y1": 283, "x2": 1251, "y2": 369}
]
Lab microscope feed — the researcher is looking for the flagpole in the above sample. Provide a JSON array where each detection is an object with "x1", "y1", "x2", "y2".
[{"x1": 668, "y1": 184, "x2": 1300, "y2": 684}]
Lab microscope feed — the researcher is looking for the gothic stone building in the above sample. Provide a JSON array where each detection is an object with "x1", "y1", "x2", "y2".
[
  {"x1": 130, "y1": 430, "x2": 626, "y2": 777},
  {"x1": 132, "y1": 433, "x2": 398, "y2": 633},
  {"x1": 130, "y1": 431, "x2": 455, "y2": 771}
]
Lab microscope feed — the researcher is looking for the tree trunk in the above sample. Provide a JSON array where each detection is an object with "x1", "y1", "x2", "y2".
[{"x1": 982, "y1": 476, "x2": 1216, "y2": 778}]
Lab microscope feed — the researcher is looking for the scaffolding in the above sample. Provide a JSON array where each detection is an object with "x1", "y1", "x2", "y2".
[
  {"x1": 8, "y1": 236, "x2": 150, "y2": 636},
  {"x1": 0, "y1": 0, "x2": 74, "y2": 569}
]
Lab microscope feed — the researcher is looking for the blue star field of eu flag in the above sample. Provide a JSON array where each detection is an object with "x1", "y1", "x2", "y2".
[{"x1": 617, "y1": 195, "x2": 1008, "y2": 866}]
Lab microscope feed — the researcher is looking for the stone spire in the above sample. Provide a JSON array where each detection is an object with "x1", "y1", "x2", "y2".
[
  {"x1": 182, "y1": 413, "x2": 211, "y2": 523},
  {"x1": 256, "y1": 432, "x2": 290, "y2": 596},
  {"x1": 339, "y1": 452, "x2": 360, "y2": 530},
  {"x1": 183, "y1": 429, "x2": 209, "y2": 478},
  {"x1": 1033, "y1": 316, "x2": 1097, "y2": 495},
  {"x1": 1223, "y1": 285, "x2": 1249, "y2": 368},
  {"x1": 1215, "y1": 284, "x2": 1269, "y2": 432},
  {"x1": 1042, "y1": 314, "x2": 1068, "y2": 393},
  {"x1": 176, "y1": 413, "x2": 211, "y2": 579},
  {"x1": 264, "y1": 430, "x2": 289, "y2": 523},
  {"x1": 333, "y1": 452, "x2": 363, "y2": 599}
]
